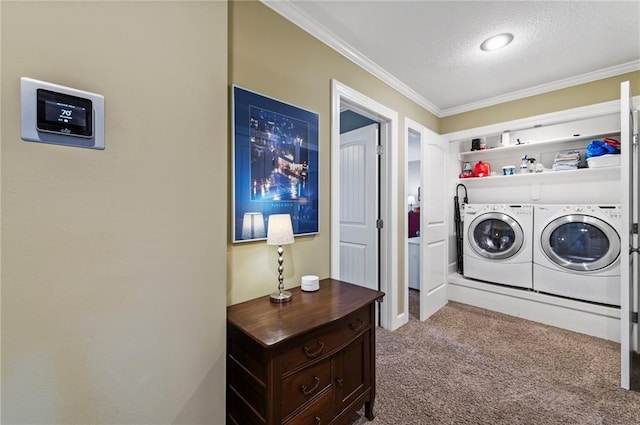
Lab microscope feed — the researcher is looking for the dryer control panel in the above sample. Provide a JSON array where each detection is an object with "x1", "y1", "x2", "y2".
[{"x1": 559, "y1": 205, "x2": 621, "y2": 220}]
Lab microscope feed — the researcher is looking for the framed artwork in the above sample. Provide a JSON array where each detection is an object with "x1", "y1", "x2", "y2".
[{"x1": 232, "y1": 86, "x2": 319, "y2": 242}]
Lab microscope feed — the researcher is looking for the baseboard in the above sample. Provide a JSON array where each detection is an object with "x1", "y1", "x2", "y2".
[{"x1": 447, "y1": 273, "x2": 621, "y2": 342}]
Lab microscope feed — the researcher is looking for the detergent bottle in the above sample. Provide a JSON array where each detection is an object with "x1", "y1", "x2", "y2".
[
  {"x1": 474, "y1": 161, "x2": 490, "y2": 177},
  {"x1": 520, "y1": 155, "x2": 529, "y2": 174}
]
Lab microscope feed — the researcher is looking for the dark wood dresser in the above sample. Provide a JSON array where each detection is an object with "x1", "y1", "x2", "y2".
[{"x1": 227, "y1": 278, "x2": 384, "y2": 425}]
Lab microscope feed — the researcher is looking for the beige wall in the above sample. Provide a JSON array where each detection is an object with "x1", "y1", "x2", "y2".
[
  {"x1": 1, "y1": 2, "x2": 227, "y2": 424},
  {"x1": 227, "y1": 1, "x2": 438, "y2": 306},
  {"x1": 441, "y1": 71, "x2": 640, "y2": 133}
]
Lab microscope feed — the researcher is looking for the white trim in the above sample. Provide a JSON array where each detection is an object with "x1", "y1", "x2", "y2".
[
  {"x1": 620, "y1": 81, "x2": 632, "y2": 390},
  {"x1": 331, "y1": 80, "x2": 402, "y2": 331},
  {"x1": 443, "y1": 96, "x2": 640, "y2": 143},
  {"x1": 448, "y1": 273, "x2": 621, "y2": 342},
  {"x1": 441, "y1": 61, "x2": 640, "y2": 117},
  {"x1": 261, "y1": 0, "x2": 639, "y2": 118}
]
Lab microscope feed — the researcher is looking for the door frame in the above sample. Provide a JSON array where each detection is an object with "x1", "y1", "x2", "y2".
[{"x1": 331, "y1": 79, "x2": 402, "y2": 330}]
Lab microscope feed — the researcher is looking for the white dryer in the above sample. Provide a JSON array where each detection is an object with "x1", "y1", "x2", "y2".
[
  {"x1": 463, "y1": 204, "x2": 534, "y2": 289},
  {"x1": 533, "y1": 204, "x2": 621, "y2": 306}
]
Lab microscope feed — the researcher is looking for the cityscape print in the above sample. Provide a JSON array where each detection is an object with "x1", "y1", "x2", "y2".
[{"x1": 233, "y1": 86, "x2": 318, "y2": 242}]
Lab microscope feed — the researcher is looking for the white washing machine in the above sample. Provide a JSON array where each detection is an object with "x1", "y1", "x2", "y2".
[
  {"x1": 463, "y1": 204, "x2": 534, "y2": 289},
  {"x1": 533, "y1": 204, "x2": 621, "y2": 306}
]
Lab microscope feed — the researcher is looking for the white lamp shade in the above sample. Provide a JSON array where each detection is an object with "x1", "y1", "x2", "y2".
[
  {"x1": 408, "y1": 195, "x2": 416, "y2": 205},
  {"x1": 267, "y1": 214, "x2": 294, "y2": 246},
  {"x1": 241, "y1": 212, "x2": 266, "y2": 239}
]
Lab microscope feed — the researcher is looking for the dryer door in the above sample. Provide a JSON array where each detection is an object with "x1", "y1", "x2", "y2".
[
  {"x1": 540, "y1": 215, "x2": 620, "y2": 272},
  {"x1": 468, "y1": 212, "x2": 524, "y2": 260}
]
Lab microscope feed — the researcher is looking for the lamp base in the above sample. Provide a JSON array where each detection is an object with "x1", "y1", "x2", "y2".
[{"x1": 270, "y1": 290, "x2": 293, "y2": 303}]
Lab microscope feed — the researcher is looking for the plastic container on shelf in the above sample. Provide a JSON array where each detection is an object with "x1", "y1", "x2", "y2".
[{"x1": 586, "y1": 154, "x2": 621, "y2": 168}]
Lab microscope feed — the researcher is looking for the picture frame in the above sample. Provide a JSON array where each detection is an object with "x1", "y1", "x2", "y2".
[{"x1": 232, "y1": 86, "x2": 319, "y2": 243}]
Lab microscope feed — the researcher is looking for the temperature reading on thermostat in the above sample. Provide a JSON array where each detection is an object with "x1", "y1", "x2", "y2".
[
  {"x1": 44, "y1": 100, "x2": 86, "y2": 127},
  {"x1": 58, "y1": 108, "x2": 74, "y2": 123}
]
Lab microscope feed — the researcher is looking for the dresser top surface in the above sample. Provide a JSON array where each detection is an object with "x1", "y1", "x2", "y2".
[{"x1": 227, "y1": 279, "x2": 384, "y2": 348}]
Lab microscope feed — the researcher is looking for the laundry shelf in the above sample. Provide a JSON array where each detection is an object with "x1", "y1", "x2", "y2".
[
  {"x1": 457, "y1": 130, "x2": 620, "y2": 161},
  {"x1": 457, "y1": 166, "x2": 620, "y2": 187}
]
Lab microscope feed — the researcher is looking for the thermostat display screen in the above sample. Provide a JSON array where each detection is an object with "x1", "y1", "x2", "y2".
[
  {"x1": 44, "y1": 100, "x2": 87, "y2": 127},
  {"x1": 37, "y1": 89, "x2": 92, "y2": 137}
]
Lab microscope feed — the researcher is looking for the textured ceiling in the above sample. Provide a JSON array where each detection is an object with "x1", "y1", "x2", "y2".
[{"x1": 265, "y1": 1, "x2": 640, "y2": 116}]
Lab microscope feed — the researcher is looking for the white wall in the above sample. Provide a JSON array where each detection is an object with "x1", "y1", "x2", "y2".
[{"x1": 1, "y1": 2, "x2": 227, "y2": 424}]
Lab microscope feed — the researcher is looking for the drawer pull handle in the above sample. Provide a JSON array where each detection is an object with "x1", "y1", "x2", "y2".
[
  {"x1": 349, "y1": 318, "x2": 364, "y2": 332},
  {"x1": 337, "y1": 378, "x2": 344, "y2": 387},
  {"x1": 303, "y1": 341, "x2": 324, "y2": 358},
  {"x1": 301, "y1": 376, "x2": 321, "y2": 396},
  {"x1": 314, "y1": 417, "x2": 321, "y2": 425}
]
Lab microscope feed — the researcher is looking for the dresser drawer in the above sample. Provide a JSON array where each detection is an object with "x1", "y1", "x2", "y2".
[
  {"x1": 282, "y1": 358, "x2": 332, "y2": 418},
  {"x1": 284, "y1": 387, "x2": 333, "y2": 425},
  {"x1": 281, "y1": 306, "x2": 371, "y2": 374}
]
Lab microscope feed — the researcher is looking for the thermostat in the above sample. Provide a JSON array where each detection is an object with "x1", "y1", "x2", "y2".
[{"x1": 21, "y1": 77, "x2": 104, "y2": 149}]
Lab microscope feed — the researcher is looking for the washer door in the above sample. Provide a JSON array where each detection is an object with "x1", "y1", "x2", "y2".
[
  {"x1": 468, "y1": 212, "x2": 524, "y2": 260},
  {"x1": 540, "y1": 214, "x2": 620, "y2": 272}
]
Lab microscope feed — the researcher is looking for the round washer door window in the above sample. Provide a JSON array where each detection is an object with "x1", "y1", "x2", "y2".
[
  {"x1": 468, "y1": 212, "x2": 524, "y2": 260},
  {"x1": 541, "y1": 215, "x2": 620, "y2": 271}
]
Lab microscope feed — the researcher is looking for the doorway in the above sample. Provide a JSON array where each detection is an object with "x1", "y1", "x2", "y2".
[
  {"x1": 406, "y1": 126, "x2": 422, "y2": 320},
  {"x1": 331, "y1": 80, "x2": 403, "y2": 331},
  {"x1": 405, "y1": 117, "x2": 449, "y2": 322}
]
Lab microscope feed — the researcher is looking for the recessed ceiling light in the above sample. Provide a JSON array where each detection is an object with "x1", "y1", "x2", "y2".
[{"x1": 480, "y1": 33, "x2": 514, "y2": 51}]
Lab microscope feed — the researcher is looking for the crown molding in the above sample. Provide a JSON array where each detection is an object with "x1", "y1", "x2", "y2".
[
  {"x1": 261, "y1": 0, "x2": 443, "y2": 117},
  {"x1": 441, "y1": 60, "x2": 640, "y2": 117},
  {"x1": 261, "y1": 1, "x2": 639, "y2": 119}
]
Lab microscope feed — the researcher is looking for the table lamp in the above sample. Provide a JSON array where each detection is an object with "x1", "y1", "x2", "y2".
[{"x1": 267, "y1": 214, "x2": 295, "y2": 303}]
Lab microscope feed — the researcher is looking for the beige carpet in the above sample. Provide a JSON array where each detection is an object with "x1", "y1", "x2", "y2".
[{"x1": 350, "y1": 290, "x2": 640, "y2": 425}]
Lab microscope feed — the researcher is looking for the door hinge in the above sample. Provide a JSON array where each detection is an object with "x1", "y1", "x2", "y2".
[
  {"x1": 633, "y1": 223, "x2": 639, "y2": 234},
  {"x1": 376, "y1": 145, "x2": 384, "y2": 155},
  {"x1": 632, "y1": 312, "x2": 638, "y2": 324},
  {"x1": 376, "y1": 219, "x2": 384, "y2": 229}
]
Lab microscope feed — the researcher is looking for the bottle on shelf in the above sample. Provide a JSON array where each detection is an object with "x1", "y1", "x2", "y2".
[{"x1": 520, "y1": 155, "x2": 529, "y2": 174}]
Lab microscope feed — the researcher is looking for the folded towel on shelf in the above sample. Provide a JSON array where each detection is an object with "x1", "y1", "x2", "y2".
[
  {"x1": 554, "y1": 150, "x2": 580, "y2": 162},
  {"x1": 552, "y1": 163, "x2": 578, "y2": 171},
  {"x1": 552, "y1": 150, "x2": 580, "y2": 171}
]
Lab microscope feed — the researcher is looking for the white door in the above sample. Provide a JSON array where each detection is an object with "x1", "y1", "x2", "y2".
[
  {"x1": 420, "y1": 127, "x2": 449, "y2": 320},
  {"x1": 339, "y1": 123, "x2": 378, "y2": 291},
  {"x1": 620, "y1": 80, "x2": 639, "y2": 389}
]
